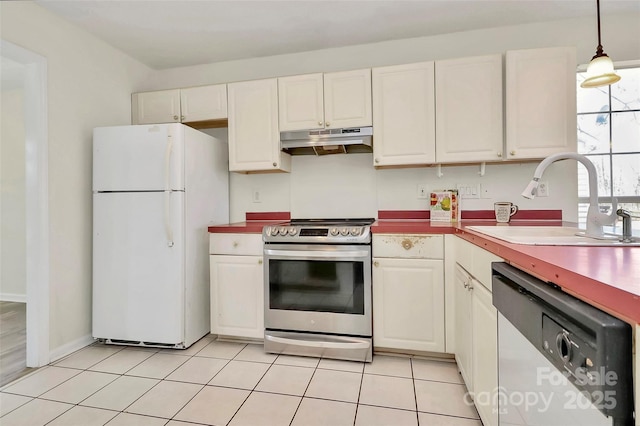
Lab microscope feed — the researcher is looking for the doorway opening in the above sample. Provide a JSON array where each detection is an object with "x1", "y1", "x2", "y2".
[{"x1": 0, "y1": 40, "x2": 50, "y2": 386}]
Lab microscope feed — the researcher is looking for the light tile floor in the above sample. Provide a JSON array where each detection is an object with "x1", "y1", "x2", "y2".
[{"x1": 0, "y1": 335, "x2": 482, "y2": 425}]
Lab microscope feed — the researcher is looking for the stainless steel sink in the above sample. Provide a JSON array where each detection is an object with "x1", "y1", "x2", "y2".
[{"x1": 466, "y1": 226, "x2": 640, "y2": 246}]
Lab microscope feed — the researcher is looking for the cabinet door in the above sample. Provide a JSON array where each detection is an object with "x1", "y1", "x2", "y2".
[
  {"x1": 471, "y1": 279, "x2": 498, "y2": 426},
  {"x1": 372, "y1": 257, "x2": 445, "y2": 352},
  {"x1": 132, "y1": 89, "x2": 181, "y2": 125},
  {"x1": 323, "y1": 69, "x2": 372, "y2": 129},
  {"x1": 227, "y1": 78, "x2": 291, "y2": 172},
  {"x1": 436, "y1": 55, "x2": 504, "y2": 163},
  {"x1": 210, "y1": 255, "x2": 264, "y2": 339},
  {"x1": 506, "y1": 47, "x2": 577, "y2": 159},
  {"x1": 454, "y1": 264, "x2": 473, "y2": 391},
  {"x1": 180, "y1": 84, "x2": 227, "y2": 122},
  {"x1": 278, "y1": 73, "x2": 324, "y2": 131},
  {"x1": 372, "y1": 62, "x2": 436, "y2": 166}
]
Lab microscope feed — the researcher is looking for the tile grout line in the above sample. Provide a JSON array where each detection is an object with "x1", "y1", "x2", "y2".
[
  {"x1": 225, "y1": 345, "x2": 279, "y2": 426},
  {"x1": 410, "y1": 358, "x2": 420, "y2": 426}
]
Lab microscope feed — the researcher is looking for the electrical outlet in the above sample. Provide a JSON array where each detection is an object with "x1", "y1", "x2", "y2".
[
  {"x1": 252, "y1": 189, "x2": 262, "y2": 203},
  {"x1": 417, "y1": 184, "x2": 428, "y2": 199},
  {"x1": 537, "y1": 181, "x2": 549, "y2": 197},
  {"x1": 456, "y1": 183, "x2": 481, "y2": 199}
]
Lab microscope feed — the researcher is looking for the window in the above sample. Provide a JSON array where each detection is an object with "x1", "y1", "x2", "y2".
[{"x1": 576, "y1": 66, "x2": 640, "y2": 229}]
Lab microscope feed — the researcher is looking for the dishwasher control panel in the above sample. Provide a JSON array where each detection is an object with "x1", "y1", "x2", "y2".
[{"x1": 542, "y1": 315, "x2": 597, "y2": 384}]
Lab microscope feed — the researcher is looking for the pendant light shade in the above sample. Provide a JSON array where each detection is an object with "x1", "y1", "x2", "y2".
[{"x1": 580, "y1": 0, "x2": 621, "y2": 88}]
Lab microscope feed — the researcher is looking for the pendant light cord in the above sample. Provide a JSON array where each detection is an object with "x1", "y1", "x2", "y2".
[{"x1": 595, "y1": 0, "x2": 604, "y2": 57}]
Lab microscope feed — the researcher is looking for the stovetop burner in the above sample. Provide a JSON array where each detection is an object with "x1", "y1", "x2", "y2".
[{"x1": 263, "y1": 218, "x2": 375, "y2": 244}]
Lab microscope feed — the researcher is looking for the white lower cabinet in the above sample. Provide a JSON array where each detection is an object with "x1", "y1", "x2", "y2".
[
  {"x1": 471, "y1": 275, "x2": 498, "y2": 426},
  {"x1": 453, "y1": 236, "x2": 500, "y2": 426},
  {"x1": 372, "y1": 234, "x2": 445, "y2": 352},
  {"x1": 209, "y1": 233, "x2": 264, "y2": 339},
  {"x1": 454, "y1": 264, "x2": 473, "y2": 387}
]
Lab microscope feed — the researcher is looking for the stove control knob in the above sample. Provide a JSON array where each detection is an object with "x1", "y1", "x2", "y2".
[
  {"x1": 330, "y1": 228, "x2": 340, "y2": 236},
  {"x1": 350, "y1": 227, "x2": 361, "y2": 236},
  {"x1": 278, "y1": 227, "x2": 288, "y2": 236},
  {"x1": 288, "y1": 227, "x2": 298, "y2": 236},
  {"x1": 340, "y1": 228, "x2": 349, "y2": 236},
  {"x1": 270, "y1": 227, "x2": 279, "y2": 236}
]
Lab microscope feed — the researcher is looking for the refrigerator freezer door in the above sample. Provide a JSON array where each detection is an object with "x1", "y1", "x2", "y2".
[
  {"x1": 93, "y1": 191, "x2": 185, "y2": 344},
  {"x1": 93, "y1": 124, "x2": 184, "y2": 192}
]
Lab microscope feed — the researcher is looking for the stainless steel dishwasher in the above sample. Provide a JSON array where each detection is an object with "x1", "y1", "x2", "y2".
[{"x1": 492, "y1": 262, "x2": 634, "y2": 426}]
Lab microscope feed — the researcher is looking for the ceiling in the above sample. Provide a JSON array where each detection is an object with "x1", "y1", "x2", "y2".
[{"x1": 36, "y1": 0, "x2": 638, "y2": 70}]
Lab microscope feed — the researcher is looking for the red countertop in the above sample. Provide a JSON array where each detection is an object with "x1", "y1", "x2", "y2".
[
  {"x1": 209, "y1": 211, "x2": 640, "y2": 324},
  {"x1": 455, "y1": 223, "x2": 640, "y2": 325},
  {"x1": 207, "y1": 212, "x2": 289, "y2": 234}
]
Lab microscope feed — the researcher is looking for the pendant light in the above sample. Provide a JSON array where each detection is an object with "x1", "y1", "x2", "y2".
[{"x1": 581, "y1": 0, "x2": 621, "y2": 88}]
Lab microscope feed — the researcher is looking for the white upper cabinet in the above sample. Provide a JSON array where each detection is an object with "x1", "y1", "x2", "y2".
[
  {"x1": 278, "y1": 69, "x2": 372, "y2": 131},
  {"x1": 132, "y1": 85, "x2": 227, "y2": 125},
  {"x1": 132, "y1": 89, "x2": 181, "y2": 125},
  {"x1": 278, "y1": 73, "x2": 324, "y2": 131},
  {"x1": 436, "y1": 54, "x2": 504, "y2": 163},
  {"x1": 372, "y1": 61, "x2": 436, "y2": 167},
  {"x1": 180, "y1": 84, "x2": 227, "y2": 123},
  {"x1": 505, "y1": 47, "x2": 577, "y2": 159},
  {"x1": 228, "y1": 78, "x2": 291, "y2": 173},
  {"x1": 323, "y1": 69, "x2": 372, "y2": 129}
]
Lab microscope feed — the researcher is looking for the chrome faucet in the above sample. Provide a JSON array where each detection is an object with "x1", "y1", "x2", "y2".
[
  {"x1": 616, "y1": 209, "x2": 634, "y2": 243},
  {"x1": 521, "y1": 152, "x2": 617, "y2": 239}
]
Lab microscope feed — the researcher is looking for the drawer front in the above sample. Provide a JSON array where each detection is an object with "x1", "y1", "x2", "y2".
[
  {"x1": 209, "y1": 233, "x2": 263, "y2": 256},
  {"x1": 373, "y1": 234, "x2": 444, "y2": 259}
]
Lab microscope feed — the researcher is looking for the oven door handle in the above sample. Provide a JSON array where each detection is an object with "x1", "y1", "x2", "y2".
[
  {"x1": 265, "y1": 334, "x2": 370, "y2": 350},
  {"x1": 264, "y1": 249, "x2": 370, "y2": 260}
]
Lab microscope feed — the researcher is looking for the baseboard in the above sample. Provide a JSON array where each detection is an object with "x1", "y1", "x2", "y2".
[
  {"x1": 49, "y1": 334, "x2": 95, "y2": 363},
  {"x1": 0, "y1": 293, "x2": 27, "y2": 303}
]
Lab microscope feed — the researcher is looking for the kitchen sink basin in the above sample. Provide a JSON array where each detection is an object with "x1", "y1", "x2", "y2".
[{"x1": 466, "y1": 226, "x2": 640, "y2": 246}]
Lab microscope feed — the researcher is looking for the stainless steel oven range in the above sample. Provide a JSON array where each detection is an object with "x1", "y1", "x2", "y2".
[{"x1": 263, "y1": 218, "x2": 374, "y2": 362}]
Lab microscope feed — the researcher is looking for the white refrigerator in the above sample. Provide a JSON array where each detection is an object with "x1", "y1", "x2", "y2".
[{"x1": 92, "y1": 123, "x2": 229, "y2": 348}]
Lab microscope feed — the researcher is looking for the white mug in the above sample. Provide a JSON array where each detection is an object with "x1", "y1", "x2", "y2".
[{"x1": 495, "y1": 202, "x2": 518, "y2": 223}]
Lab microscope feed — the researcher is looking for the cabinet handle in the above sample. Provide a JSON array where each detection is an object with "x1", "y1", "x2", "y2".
[
  {"x1": 180, "y1": 115, "x2": 185, "y2": 121},
  {"x1": 497, "y1": 152, "x2": 502, "y2": 158},
  {"x1": 510, "y1": 150, "x2": 516, "y2": 156},
  {"x1": 401, "y1": 239, "x2": 413, "y2": 250},
  {"x1": 173, "y1": 115, "x2": 179, "y2": 121},
  {"x1": 233, "y1": 241, "x2": 239, "y2": 248},
  {"x1": 373, "y1": 261, "x2": 379, "y2": 267},
  {"x1": 325, "y1": 121, "x2": 330, "y2": 127},
  {"x1": 374, "y1": 158, "x2": 379, "y2": 164},
  {"x1": 273, "y1": 162, "x2": 277, "y2": 167},
  {"x1": 258, "y1": 259, "x2": 263, "y2": 265},
  {"x1": 463, "y1": 281, "x2": 469, "y2": 289},
  {"x1": 318, "y1": 121, "x2": 323, "y2": 126},
  {"x1": 468, "y1": 284, "x2": 474, "y2": 291}
]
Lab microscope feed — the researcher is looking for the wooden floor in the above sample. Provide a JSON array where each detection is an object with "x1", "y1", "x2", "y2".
[{"x1": 0, "y1": 301, "x2": 32, "y2": 387}]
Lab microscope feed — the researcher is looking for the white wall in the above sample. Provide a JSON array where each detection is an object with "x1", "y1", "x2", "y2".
[
  {"x1": 0, "y1": 2, "x2": 151, "y2": 356},
  {"x1": 0, "y1": 87, "x2": 27, "y2": 302},
  {"x1": 153, "y1": 15, "x2": 640, "y2": 222}
]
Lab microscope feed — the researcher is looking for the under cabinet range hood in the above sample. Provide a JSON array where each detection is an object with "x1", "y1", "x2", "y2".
[{"x1": 280, "y1": 127, "x2": 373, "y2": 155}]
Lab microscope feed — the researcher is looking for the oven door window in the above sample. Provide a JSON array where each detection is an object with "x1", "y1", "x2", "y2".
[{"x1": 269, "y1": 259, "x2": 364, "y2": 314}]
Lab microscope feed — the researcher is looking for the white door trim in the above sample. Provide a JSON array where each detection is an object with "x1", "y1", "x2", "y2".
[{"x1": 2, "y1": 40, "x2": 50, "y2": 367}]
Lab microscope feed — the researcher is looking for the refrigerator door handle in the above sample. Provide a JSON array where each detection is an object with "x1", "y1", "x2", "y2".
[{"x1": 164, "y1": 136, "x2": 174, "y2": 247}]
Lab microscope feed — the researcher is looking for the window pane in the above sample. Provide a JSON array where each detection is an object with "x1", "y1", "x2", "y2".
[
  {"x1": 611, "y1": 112, "x2": 640, "y2": 153},
  {"x1": 580, "y1": 155, "x2": 611, "y2": 198},
  {"x1": 611, "y1": 68, "x2": 640, "y2": 111},
  {"x1": 578, "y1": 113, "x2": 609, "y2": 154},
  {"x1": 577, "y1": 72, "x2": 609, "y2": 113},
  {"x1": 612, "y1": 154, "x2": 640, "y2": 197}
]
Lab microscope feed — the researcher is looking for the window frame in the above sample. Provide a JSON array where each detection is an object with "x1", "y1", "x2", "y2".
[{"x1": 576, "y1": 60, "x2": 640, "y2": 225}]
